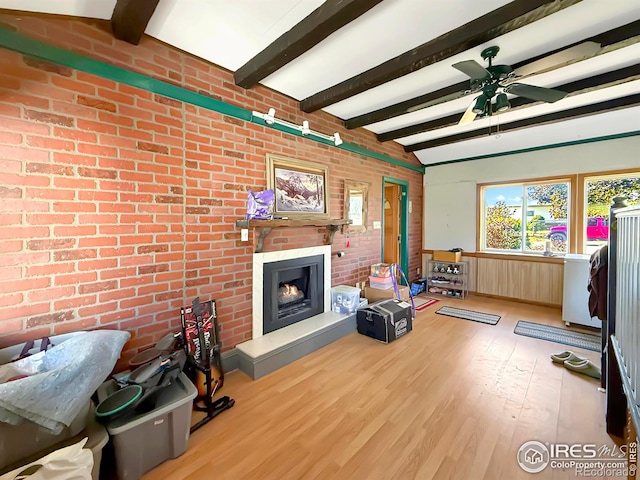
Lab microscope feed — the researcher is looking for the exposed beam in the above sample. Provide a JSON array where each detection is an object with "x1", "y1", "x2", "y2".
[
  {"x1": 300, "y1": 0, "x2": 579, "y2": 112},
  {"x1": 378, "y1": 63, "x2": 640, "y2": 141},
  {"x1": 111, "y1": 0, "x2": 160, "y2": 45},
  {"x1": 404, "y1": 94, "x2": 640, "y2": 152},
  {"x1": 234, "y1": 0, "x2": 384, "y2": 88},
  {"x1": 345, "y1": 19, "x2": 640, "y2": 129}
]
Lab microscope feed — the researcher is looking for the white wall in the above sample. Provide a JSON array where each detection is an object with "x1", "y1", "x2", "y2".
[{"x1": 423, "y1": 135, "x2": 640, "y2": 251}]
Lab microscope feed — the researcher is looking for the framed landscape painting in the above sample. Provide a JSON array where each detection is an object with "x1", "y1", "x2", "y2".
[{"x1": 266, "y1": 154, "x2": 329, "y2": 219}]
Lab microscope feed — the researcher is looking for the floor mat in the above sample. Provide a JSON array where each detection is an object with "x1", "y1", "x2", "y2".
[
  {"x1": 514, "y1": 320, "x2": 600, "y2": 352},
  {"x1": 435, "y1": 306, "x2": 500, "y2": 325},
  {"x1": 414, "y1": 297, "x2": 439, "y2": 311}
]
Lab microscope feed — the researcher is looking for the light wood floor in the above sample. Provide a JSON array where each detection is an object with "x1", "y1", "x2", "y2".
[{"x1": 143, "y1": 296, "x2": 620, "y2": 480}]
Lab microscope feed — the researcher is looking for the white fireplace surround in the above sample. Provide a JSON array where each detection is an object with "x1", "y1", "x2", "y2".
[{"x1": 252, "y1": 245, "x2": 332, "y2": 339}]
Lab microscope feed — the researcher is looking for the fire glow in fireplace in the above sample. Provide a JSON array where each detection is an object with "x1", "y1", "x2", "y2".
[{"x1": 263, "y1": 255, "x2": 324, "y2": 334}]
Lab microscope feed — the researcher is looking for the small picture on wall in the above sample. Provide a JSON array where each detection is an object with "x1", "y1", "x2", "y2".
[{"x1": 267, "y1": 154, "x2": 329, "y2": 218}]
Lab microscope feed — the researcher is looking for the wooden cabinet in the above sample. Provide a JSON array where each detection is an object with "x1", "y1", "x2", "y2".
[{"x1": 476, "y1": 257, "x2": 563, "y2": 306}]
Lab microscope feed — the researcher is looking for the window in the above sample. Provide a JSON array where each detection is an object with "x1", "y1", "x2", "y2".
[
  {"x1": 481, "y1": 180, "x2": 570, "y2": 254},
  {"x1": 582, "y1": 172, "x2": 640, "y2": 254}
]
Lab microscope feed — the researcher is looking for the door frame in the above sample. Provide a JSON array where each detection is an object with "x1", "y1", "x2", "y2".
[{"x1": 382, "y1": 176, "x2": 409, "y2": 281}]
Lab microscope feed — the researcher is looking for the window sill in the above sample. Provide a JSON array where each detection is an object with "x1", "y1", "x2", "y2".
[
  {"x1": 474, "y1": 251, "x2": 565, "y2": 264},
  {"x1": 422, "y1": 249, "x2": 565, "y2": 264}
]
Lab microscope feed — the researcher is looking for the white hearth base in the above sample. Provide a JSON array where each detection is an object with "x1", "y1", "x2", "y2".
[{"x1": 236, "y1": 311, "x2": 356, "y2": 380}]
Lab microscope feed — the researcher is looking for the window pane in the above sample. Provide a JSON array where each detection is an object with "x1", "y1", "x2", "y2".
[
  {"x1": 483, "y1": 185, "x2": 523, "y2": 251},
  {"x1": 525, "y1": 182, "x2": 569, "y2": 254},
  {"x1": 584, "y1": 174, "x2": 640, "y2": 254}
]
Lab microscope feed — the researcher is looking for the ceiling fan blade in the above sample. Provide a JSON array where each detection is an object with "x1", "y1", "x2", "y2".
[
  {"x1": 452, "y1": 60, "x2": 491, "y2": 81},
  {"x1": 514, "y1": 41, "x2": 601, "y2": 77},
  {"x1": 458, "y1": 98, "x2": 478, "y2": 125},
  {"x1": 506, "y1": 83, "x2": 568, "y2": 103}
]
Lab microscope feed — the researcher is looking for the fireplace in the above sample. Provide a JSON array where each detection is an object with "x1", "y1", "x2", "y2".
[
  {"x1": 263, "y1": 255, "x2": 324, "y2": 334},
  {"x1": 252, "y1": 246, "x2": 332, "y2": 338}
]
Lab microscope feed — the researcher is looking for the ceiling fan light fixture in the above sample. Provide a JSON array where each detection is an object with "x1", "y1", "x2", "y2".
[
  {"x1": 472, "y1": 94, "x2": 487, "y2": 114},
  {"x1": 494, "y1": 93, "x2": 510, "y2": 112}
]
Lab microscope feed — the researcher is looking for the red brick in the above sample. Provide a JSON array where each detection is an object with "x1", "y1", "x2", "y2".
[
  {"x1": 28, "y1": 286, "x2": 75, "y2": 302},
  {"x1": 0, "y1": 214, "x2": 22, "y2": 226},
  {"x1": 137, "y1": 141, "x2": 169, "y2": 154},
  {"x1": 51, "y1": 76, "x2": 95, "y2": 95},
  {"x1": 0, "y1": 145, "x2": 50, "y2": 161},
  {"x1": 0, "y1": 319, "x2": 22, "y2": 335},
  {"x1": 27, "y1": 238, "x2": 76, "y2": 250},
  {"x1": 1, "y1": 93, "x2": 49, "y2": 109},
  {"x1": 78, "y1": 301, "x2": 117, "y2": 317},
  {"x1": 53, "y1": 249, "x2": 97, "y2": 261},
  {"x1": 0, "y1": 132, "x2": 23, "y2": 144},
  {"x1": 0, "y1": 293, "x2": 22, "y2": 308},
  {"x1": 53, "y1": 127, "x2": 96, "y2": 142},
  {"x1": 78, "y1": 167, "x2": 117, "y2": 179},
  {"x1": 78, "y1": 280, "x2": 118, "y2": 294},
  {"x1": 52, "y1": 225, "x2": 96, "y2": 236},
  {"x1": 0, "y1": 186, "x2": 22, "y2": 198},
  {"x1": 76, "y1": 119, "x2": 117, "y2": 134},
  {"x1": 27, "y1": 310, "x2": 74, "y2": 328},
  {"x1": 25, "y1": 109, "x2": 74, "y2": 127},
  {"x1": 99, "y1": 309, "x2": 136, "y2": 325},
  {"x1": 52, "y1": 152, "x2": 97, "y2": 166},
  {"x1": 26, "y1": 213, "x2": 76, "y2": 225},
  {"x1": 26, "y1": 162, "x2": 74, "y2": 176},
  {"x1": 77, "y1": 95, "x2": 117, "y2": 112},
  {"x1": 54, "y1": 295, "x2": 97, "y2": 310},
  {"x1": 22, "y1": 56, "x2": 73, "y2": 76},
  {"x1": 54, "y1": 271, "x2": 97, "y2": 285}
]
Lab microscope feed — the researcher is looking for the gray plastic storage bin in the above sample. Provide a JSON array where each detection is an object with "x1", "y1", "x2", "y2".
[
  {"x1": 96, "y1": 372, "x2": 197, "y2": 480},
  {"x1": 0, "y1": 402, "x2": 107, "y2": 480},
  {"x1": 0, "y1": 401, "x2": 90, "y2": 470}
]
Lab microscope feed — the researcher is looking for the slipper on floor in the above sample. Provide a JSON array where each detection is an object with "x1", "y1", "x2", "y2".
[
  {"x1": 550, "y1": 351, "x2": 584, "y2": 364},
  {"x1": 564, "y1": 359, "x2": 601, "y2": 379}
]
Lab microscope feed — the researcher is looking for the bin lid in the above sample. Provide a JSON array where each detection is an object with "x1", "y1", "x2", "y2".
[
  {"x1": 102, "y1": 372, "x2": 197, "y2": 435},
  {"x1": 331, "y1": 285, "x2": 360, "y2": 294}
]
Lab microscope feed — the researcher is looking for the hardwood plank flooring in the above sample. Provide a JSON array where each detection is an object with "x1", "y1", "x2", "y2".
[{"x1": 143, "y1": 296, "x2": 621, "y2": 480}]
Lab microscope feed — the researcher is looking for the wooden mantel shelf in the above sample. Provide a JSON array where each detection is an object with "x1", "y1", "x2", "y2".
[{"x1": 235, "y1": 218, "x2": 351, "y2": 253}]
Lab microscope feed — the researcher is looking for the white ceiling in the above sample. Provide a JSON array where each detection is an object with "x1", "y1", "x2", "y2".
[{"x1": 3, "y1": 0, "x2": 640, "y2": 166}]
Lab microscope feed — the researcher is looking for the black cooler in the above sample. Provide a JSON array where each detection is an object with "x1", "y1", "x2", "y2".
[{"x1": 356, "y1": 299, "x2": 412, "y2": 343}]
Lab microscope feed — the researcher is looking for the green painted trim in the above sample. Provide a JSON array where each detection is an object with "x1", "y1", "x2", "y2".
[
  {"x1": 382, "y1": 176, "x2": 409, "y2": 282},
  {"x1": 423, "y1": 131, "x2": 640, "y2": 168},
  {"x1": 0, "y1": 26, "x2": 424, "y2": 174},
  {"x1": 340, "y1": 143, "x2": 425, "y2": 174}
]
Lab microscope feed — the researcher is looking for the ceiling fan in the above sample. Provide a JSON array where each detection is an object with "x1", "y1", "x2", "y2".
[{"x1": 453, "y1": 46, "x2": 569, "y2": 125}]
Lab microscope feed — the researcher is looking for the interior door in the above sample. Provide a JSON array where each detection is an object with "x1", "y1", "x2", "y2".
[{"x1": 383, "y1": 184, "x2": 400, "y2": 265}]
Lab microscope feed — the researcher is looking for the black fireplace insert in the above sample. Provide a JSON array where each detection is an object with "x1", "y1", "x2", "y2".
[{"x1": 263, "y1": 254, "x2": 324, "y2": 334}]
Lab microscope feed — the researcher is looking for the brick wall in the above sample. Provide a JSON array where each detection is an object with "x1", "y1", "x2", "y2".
[{"x1": 0, "y1": 14, "x2": 423, "y2": 363}]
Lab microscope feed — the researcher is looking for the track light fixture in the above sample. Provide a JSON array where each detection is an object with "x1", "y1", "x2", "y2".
[
  {"x1": 264, "y1": 108, "x2": 276, "y2": 124},
  {"x1": 251, "y1": 109, "x2": 345, "y2": 148}
]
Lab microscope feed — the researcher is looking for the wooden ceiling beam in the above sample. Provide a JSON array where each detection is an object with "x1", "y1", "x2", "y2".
[
  {"x1": 404, "y1": 94, "x2": 640, "y2": 152},
  {"x1": 378, "y1": 63, "x2": 640, "y2": 142},
  {"x1": 234, "y1": 0, "x2": 384, "y2": 89},
  {"x1": 346, "y1": 19, "x2": 640, "y2": 130},
  {"x1": 111, "y1": 0, "x2": 160, "y2": 45},
  {"x1": 300, "y1": 0, "x2": 579, "y2": 112}
]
